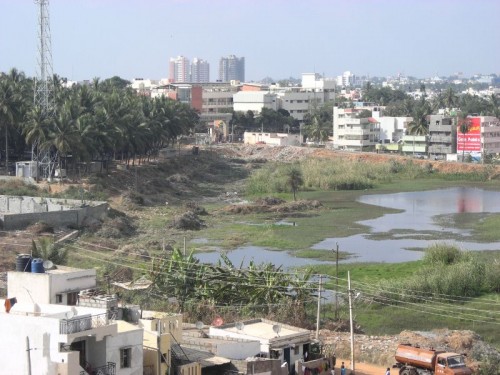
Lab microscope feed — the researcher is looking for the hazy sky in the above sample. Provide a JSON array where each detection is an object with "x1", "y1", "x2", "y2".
[{"x1": 1, "y1": 0, "x2": 498, "y2": 82}]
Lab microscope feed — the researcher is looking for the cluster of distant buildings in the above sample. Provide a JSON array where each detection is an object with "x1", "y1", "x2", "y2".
[
  {"x1": 0, "y1": 261, "x2": 333, "y2": 375},
  {"x1": 168, "y1": 55, "x2": 245, "y2": 83},
  {"x1": 129, "y1": 71, "x2": 500, "y2": 162}
]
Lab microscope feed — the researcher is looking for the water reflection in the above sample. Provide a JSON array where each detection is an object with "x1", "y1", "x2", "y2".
[
  {"x1": 195, "y1": 187, "x2": 500, "y2": 267},
  {"x1": 316, "y1": 187, "x2": 500, "y2": 263}
]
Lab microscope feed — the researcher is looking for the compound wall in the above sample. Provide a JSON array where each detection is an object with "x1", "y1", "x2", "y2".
[{"x1": 0, "y1": 195, "x2": 108, "y2": 230}]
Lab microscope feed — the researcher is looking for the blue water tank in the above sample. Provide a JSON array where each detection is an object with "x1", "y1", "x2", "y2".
[
  {"x1": 31, "y1": 258, "x2": 45, "y2": 273},
  {"x1": 16, "y1": 254, "x2": 32, "y2": 272}
]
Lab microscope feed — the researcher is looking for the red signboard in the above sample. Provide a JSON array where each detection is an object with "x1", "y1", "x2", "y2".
[{"x1": 457, "y1": 117, "x2": 481, "y2": 152}]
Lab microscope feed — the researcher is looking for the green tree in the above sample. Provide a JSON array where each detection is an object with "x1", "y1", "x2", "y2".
[
  {"x1": 0, "y1": 73, "x2": 23, "y2": 174},
  {"x1": 286, "y1": 165, "x2": 303, "y2": 201},
  {"x1": 407, "y1": 100, "x2": 431, "y2": 136},
  {"x1": 31, "y1": 237, "x2": 68, "y2": 265},
  {"x1": 458, "y1": 113, "x2": 470, "y2": 162}
]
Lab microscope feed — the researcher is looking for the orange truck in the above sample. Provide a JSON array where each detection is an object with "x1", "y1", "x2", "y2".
[{"x1": 394, "y1": 344, "x2": 472, "y2": 375}]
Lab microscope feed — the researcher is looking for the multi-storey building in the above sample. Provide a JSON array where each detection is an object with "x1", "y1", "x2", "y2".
[
  {"x1": 372, "y1": 108, "x2": 412, "y2": 143},
  {"x1": 428, "y1": 114, "x2": 457, "y2": 159},
  {"x1": 169, "y1": 56, "x2": 190, "y2": 83},
  {"x1": 333, "y1": 107, "x2": 380, "y2": 151},
  {"x1": 219, "y1": 55, "x2": 245, "y2": 83},
  {"x1": 233, "y1": 91, "x2": 277, "y2": 114},
  {"x1": 191, "y1": 58, "x2": 210, "y2": 83},
  {"x1": 457, "y1": 116, "x2": 500, "y2": 160},
  {"x1": 151, "y1": 82, "x2": 236, "y2": 131}
]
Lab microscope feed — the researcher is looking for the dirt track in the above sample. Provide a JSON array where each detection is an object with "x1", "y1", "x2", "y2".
[{"x1": 334, "y1": 359, "x2": 391, "y2": 375}]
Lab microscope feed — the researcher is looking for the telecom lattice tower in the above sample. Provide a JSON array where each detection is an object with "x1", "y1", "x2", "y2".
[{"x1": 33, "y1": 0, "x2": 55, "y2": 179}]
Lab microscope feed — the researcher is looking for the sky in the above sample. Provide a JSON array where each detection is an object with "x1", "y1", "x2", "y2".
[{"x1": 1, "y1": 0, "x2": 499, "y2": 82}]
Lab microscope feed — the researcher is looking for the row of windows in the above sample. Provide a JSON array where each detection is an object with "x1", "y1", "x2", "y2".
[
  {"x1": 285, "y1": 99, "x2": 310, "y2": 103},
  {"x1": 203, "y1": 99, "x2": 233, "y2": 105}
]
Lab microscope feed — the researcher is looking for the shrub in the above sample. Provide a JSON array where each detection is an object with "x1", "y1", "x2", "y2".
[{"x1": 423, "y1": 243, "x2": 463, "y2": 265}]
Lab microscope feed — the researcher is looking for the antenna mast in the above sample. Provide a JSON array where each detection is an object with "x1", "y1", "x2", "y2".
[{"x1": 33, "y1": 0, "x2": 55, "y2": 179}]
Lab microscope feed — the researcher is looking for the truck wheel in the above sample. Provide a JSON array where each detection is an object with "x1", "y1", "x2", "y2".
[{"x1": 400, "y1": 369, "x2": 411, "y2": 375}]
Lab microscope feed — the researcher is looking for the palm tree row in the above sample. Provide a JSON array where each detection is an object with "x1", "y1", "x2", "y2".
[{"x1": 0, "y1": 69, "x2": 199, "y2": 175}]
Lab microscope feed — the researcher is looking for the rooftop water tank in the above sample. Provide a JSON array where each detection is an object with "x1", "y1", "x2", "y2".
[
  {"x1": 16, "y1": 254, "x2": 32, "y2": 272},
  {"x1": 31, "y1": 258, "x2": 45, "y2": 273}
]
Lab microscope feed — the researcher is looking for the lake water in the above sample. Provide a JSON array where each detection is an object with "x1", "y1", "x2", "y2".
[{"x1": 195, "y1": 187, "x2": 500, "y2": 267}]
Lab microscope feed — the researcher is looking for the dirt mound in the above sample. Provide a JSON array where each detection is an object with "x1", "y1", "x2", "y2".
[
  {"x1": 170, "y1": 211, "x2": 206, "y2": 230},
  {"x1": 26, "y1": 221, "x2": 54, "y2": 234},
  {"x1": 255, "y1": 197, "x2": 286, "y2": 205},
  {"x1": 222, "y1": 198, "x2": 322, "y2": 214},
  {"x1": 320, "y1": 329, "x2": 499, "y2": 371},
  {"x1": 97, "y1": 216, "x2": 135, "y2": 238}
]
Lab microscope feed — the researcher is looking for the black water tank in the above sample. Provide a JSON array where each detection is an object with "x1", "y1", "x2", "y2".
[{"x1": 16, "y1": 254, "x2": 32, "y2": 272}]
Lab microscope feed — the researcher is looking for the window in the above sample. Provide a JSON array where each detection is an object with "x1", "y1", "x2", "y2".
[
  {"x1": 67, "y1": 292, "x2": 78, "y2": 306},
  {"x1": 120, "y1": 347, "x2": 132, "y2": 368},
  {"x1": 55, "y1": 294, "x2": 63, "y2": 303}
]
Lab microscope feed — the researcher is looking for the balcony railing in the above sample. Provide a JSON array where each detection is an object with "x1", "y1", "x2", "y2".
[
  {"x1": 60, "y1": 313, "x2": 109, "y2": 334},
  {"x1": 80, "y1": 362, "x2": 116, "y2": 375}
]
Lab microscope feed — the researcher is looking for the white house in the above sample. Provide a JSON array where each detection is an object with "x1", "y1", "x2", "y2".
[
  {"x1": 209, "y1": 318, "x2": 313, "y2": 374},
  {"x1": 372, "y1": 108, "x2": 412, "y2": 143},
  {"x1": 8, "y1": 265, "x2": 97, "y2": 305},
  {"x1": 243, "y1": 132, "x2": 301, "y2": 146},
  {"x1": 0, "y1": 300, "x2": 143, "y2": 375}
]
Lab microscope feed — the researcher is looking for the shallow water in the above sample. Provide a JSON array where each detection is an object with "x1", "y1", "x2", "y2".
[{"x1": 195, "y1": 187, "x2": 500, "y2": 267}]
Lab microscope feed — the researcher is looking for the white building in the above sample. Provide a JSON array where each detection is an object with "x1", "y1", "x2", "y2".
[
  {"x1": 191, "y1": 58, "x2": 210, "y2": 83},
  {"x1": 372, "y1": 108, "x2": 412, "y2": 143},
  {"x1": 333, "y1": 107, "x2": 380, "y2": 151},
  {"x1": 0, "y1": 300, "x2": 143, "y2": 375},
  {"x1": 244, "y1": 132, "x2": 301, "y2": 146},
  {"x1": 209, "y1": 318, "x2": 313, "y2": 374},
  {"x1": 169, "y1": 56, "x2": 191, "y2": 83},
  {"x1": 336, "y1": 71, "x2": 355, "y2": 87},
  {"x1": 233, "y1": 91, "x2": 278, "y2": 114},
  {"x1": 301, "y1": 73, "x2": 336, "y2": 91},
  {"x1": 8, "y1": 266, "x2": 97, "y2": 305}
]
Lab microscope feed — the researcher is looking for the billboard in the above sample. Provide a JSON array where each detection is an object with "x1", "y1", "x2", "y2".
[{"x1": 457, "y1": 117, "x2": 481, "y2": 153}]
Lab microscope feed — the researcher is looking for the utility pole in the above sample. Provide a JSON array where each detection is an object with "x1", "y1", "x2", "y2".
[
  {"x1": 157, "y1": 321, "x2": 162, "y2": 375},
  {"x1": 315, "y1": 274, "x2": 322, "y2": 340},
  {"x1": 334, "y1": 243, "x2": 339, "y2": 320},
  {"x1": 348, "y1": 271, "x2": 355, "y2": 373},
  {"x1": 26, "y1": 336, "x2": 32, "y2": 375}
]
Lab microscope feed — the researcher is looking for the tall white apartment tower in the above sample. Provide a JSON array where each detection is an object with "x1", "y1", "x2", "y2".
[
  {"x1": 219, "y1": 55, "x2": 245, "y2": 82},
  {"x1": 169, "y1": 55, "x2": 190, "y2": 83},
  {"x1": 191, "y1": 58, "x2": 210, "y2": 83}
]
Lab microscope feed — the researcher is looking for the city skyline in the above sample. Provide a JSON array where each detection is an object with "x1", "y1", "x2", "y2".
[{"x1": 1, "y1": 0, "x2": 499, "y2": 82}]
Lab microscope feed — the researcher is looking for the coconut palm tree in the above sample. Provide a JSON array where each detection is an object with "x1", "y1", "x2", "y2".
[
  {"x1": 0, "y1": 75, "x2": 22, "y2": 174},
  {"x1": 407, "y1": 101, "x2": 431, "y2": 136},
  {"x1": 458, "y1": 113, "x2": 471, "y2": 162},
  {"x1": 286, "y1": 165, "x2": 304, "y2": 201}
]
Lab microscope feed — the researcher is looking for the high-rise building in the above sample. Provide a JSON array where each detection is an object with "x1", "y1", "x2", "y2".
[
  {"x1": 169, "y1": 56, "x2": 190, "y2": 83},
  {"x1": 191, "y1": 58, "x2": 210, "y2": 83},
  {"x1": 218, "y1": 55, "x2": 245, "y2": 82}
]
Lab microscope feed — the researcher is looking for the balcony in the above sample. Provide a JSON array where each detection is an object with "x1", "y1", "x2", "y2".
[
  {"x1": 60, "y1": 313, "x2": 109, "y2": 334},
  {"x1": 80, "y1": 362, "x2": 116, "y2": 375},
  {"x1": 430, "y1": 135, "x2": 453, "y2": 143}
]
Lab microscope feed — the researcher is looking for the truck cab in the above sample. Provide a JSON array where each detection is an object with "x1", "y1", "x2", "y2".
[{"x1": 435, "y1": 353, "x2": 471, "y2": 375}]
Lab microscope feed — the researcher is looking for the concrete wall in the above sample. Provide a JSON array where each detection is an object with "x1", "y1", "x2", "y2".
[
  {"x1": 106, "y1": 328, "x2": 144, "y2": 375},
  {"x1": 0, "y1": 195, "x2": 108, "y2": 230}
]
